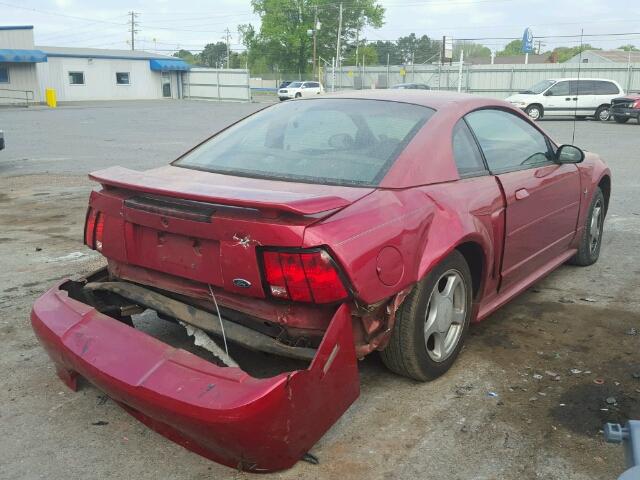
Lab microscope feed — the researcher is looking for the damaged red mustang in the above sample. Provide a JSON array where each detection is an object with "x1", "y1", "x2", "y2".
[{"x1": 32, "y1": 91, "x2": 611, "y2": 472}]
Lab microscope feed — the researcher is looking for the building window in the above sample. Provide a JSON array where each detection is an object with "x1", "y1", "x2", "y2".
[
  {"x1": 0, "y1": 66, "x2": 8, "y2": 83},
  {"x1": 116, "y1": 72, "x2": 130, "y2": 85},
  {"x1": 69, "y1": 71, "x2": 85, "y2": 85}
]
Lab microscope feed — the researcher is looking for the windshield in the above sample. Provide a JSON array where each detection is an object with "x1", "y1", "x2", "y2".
[
  {"x1": 174, "y1": 99, "x2": 435, "y2": 186},
  {"x1": 524, "y1": 80, "x2": 556, "y2": 94},
  {"x1": 287, "y1": 82, "x2": 302, "y2": 88}
]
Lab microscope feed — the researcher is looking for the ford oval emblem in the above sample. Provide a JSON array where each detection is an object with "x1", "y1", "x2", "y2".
[{"x1": 233, "y1": 278, "x2": 252, "y2": 289}]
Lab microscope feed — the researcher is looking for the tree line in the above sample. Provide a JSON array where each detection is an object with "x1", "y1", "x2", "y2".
[{"x1": 172, "y1": 0, "x2": 637, "y2": 72}]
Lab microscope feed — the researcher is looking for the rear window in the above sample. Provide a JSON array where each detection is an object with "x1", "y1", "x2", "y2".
[{"x1": 174, "y1": 99, "x2": 434, "y2": 186}]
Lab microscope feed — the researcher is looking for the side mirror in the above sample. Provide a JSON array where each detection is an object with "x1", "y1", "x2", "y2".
[
  {"x1": 557, "y1": 144, "x2": 585, "y2": 164},
  {"x1": 543, "y1": 90, "x2": 553, "y2": 96}
]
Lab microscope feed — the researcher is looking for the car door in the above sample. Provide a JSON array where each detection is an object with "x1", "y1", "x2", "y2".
[
  {"x1": 575, "y1": 80, "x2": 598, "y2": 116},
  {"x1": 465, "y1": 109, "x2": 582, "y2": 291},
  {"x1": 542, "y1": 80, "x2": 574, "y2": 116}
]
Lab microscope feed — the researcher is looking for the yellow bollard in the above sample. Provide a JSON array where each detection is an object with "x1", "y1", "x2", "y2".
[{"x1": 45, "y1": 88, "x2": 57, "y2": 108}]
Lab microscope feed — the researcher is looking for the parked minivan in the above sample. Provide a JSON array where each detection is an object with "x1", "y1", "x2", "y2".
[{"x1": 506, "y1": 78, "x2": 624, "y2": 121}]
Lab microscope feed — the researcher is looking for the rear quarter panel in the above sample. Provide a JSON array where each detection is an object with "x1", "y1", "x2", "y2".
[{"x1": 303, "y1": 177, "x2": 505, "y2": 306}]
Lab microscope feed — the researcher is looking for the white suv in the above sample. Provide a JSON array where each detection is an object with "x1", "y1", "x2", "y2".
[
  {"x1": 278, "y1": 81, "x2": 324, "y2": 101},
  {"x1": 506, "y1": 78, "x2": 624, "y2": 121}
]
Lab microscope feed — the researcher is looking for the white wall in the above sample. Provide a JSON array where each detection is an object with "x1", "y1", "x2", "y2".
[
  {"x1": 0, "y1": 63, "x2": 40, "y2": 104},
  {"x1": 0, "y1": 28, "x2": 34, "y2": 49},
  {"x1": 36, "y1": 57, "x2": 180, "y2": 102}
]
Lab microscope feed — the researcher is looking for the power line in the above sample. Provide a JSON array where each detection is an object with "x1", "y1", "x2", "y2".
[{"x1": 0, "y1": 1, "x2": 127, "y2": 25}]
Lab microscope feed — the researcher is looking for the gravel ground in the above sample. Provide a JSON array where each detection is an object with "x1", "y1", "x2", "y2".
[{"x1": 0, "y1": 100, "x2": 638, "y2": 480}]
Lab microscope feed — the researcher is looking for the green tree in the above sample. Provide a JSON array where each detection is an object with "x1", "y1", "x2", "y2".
[
  {"x1": 343, "y1": 44, "x2": 378, "y2": 66},
  {"x1": 245, "y1": 0, "x2": 384, "y2": 75},
  {"x1": 173, "y1": 49, "x2": 198, "y2": 64},
  {"x1": 371, "y1": 40, "x2": 403, "y2": 64},
  {"x1": 618, "y1": 44, "x2": 638, "y2": 51},
  {"x1": 551, "y1": 44, "x2": 598, "y2": 62},
  {"x1": 396, "y1": 33, "x2": 440, "y2": 64},
  {"x1": 453, "y1": 41, "x2": 490, "y2": 60},
  {"x1": 200, "y1": 42, "x2": 229, "y2": 68},
  {"x1": 497, "y1": 39, "x2": 523, "y2": 56}
]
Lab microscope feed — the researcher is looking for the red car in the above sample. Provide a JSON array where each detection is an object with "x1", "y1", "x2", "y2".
[
  {"x1": 32, "y1": 91, "x2": 611, "y2": 472},
  {"x1": 611, "y1": 94, "x2": 640, "y2": 124}
]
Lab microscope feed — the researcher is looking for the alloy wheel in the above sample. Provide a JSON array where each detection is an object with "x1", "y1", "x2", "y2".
[{"x1": 424, "y1": 269, "x2": 467, "y2": 362}]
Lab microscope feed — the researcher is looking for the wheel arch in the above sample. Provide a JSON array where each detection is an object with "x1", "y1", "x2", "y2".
[
  {"x1": 526, "y1": 103, "x2": 544, "y2": 119},
  {"x1": 455, "y1": 241, "x2": 486, "y2": 301},
  {"x1": 598, "y1": 174, "x2": 611, "y2": 215}
]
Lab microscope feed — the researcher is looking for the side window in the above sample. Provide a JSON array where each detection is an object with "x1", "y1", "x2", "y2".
[
  {"x1": 594, "y1": 81, "x2": 620, "y2": 95},
  {"x1": 0, "y1": 66, "x2": 8, "y2": 83},
  {"x1": 465, "y1": 109, "x2": 552, "y2": 172},
  {"x1": 452, "y1": 120, "x2": 486, "y2": 176},
  {"x1": 307, "y1": 82, "x2": 319, "y2": 88},
  {"x1": 547, "y1": 81, "x2": 570, "y2": 96},
  {"x1": 577, "y1": 80, "x2": 596, "y2": 95},
  {"x1": 69, "y1": 71, "x2": 85, "y2": 85}
]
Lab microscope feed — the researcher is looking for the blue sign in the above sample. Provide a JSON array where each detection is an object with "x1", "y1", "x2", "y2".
[{"x1": 522, "y1": 27, "x2": 534, "y2": 54}]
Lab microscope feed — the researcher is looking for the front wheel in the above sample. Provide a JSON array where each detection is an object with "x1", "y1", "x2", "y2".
[
  {"x1": 614, "y1": 116, "x2": 630, "y2": 124},
  {"x1": 595, "y1": 105, "x2": 611, "y2": 122},
  {"x1": 569, "y1": 187, "x2": 605, "y2": 266},
  {"x1": 295, "y1": 93, "x2": 302, "y2": 98},
  {"x1": 525, "y1": 104, "x2": 542, "y2": 120},
  {"x1": 380, "y1": 250, "x2": 472, "y2": 381}
]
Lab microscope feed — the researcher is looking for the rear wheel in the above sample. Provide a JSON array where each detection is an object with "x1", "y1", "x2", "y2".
[
  {"x1": 525, "y1": 104, "x2": 542, "y2": 120},
  {"x1": 569, "y1": 187, "x2": 605, "y2": 266},
  {"x1": 380, "y1": 251, "x2": 472, "y2": 381},
  {"x1": 614, "y1": 116, "x2": 629, "y2": 124},
  {"x1": 595, "y1": 105, "x2": 611, "y2": 122}
]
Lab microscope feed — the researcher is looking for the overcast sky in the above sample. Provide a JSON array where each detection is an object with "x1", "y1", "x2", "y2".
[{"x1": 2, "y1": 0, "x2": 639, "y2": 54}]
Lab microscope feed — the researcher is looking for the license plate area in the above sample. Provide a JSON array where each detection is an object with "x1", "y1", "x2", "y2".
[{"x1": 125, "y1": 223, "x2": 223, "y2": 285}]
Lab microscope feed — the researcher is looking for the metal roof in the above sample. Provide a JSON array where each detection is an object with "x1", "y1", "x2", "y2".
[
  {"x1": 585, "y1": 50, "x2": 640, "y2": 63},
  {"x1": 36, "y1": 46, "x2": 177, "y2": 61}
]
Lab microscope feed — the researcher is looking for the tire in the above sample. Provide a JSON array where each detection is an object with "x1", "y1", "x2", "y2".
[
  {"x1": 614, "y1": 116, "x2": 629, "y2": 124},
  {"x1": 569, "y1": 187, "x2": 605, "y2": 266},
  {"x1": 380, "y1": 250, "x2": 472, "y2": 381},
  {"x1": 295, "y1": 93, "x2": 302, "y2": 98},
  {"x1": 525, "y1": 104, "x2": 542, "y2": 120},
  {"x1": 595, "y1": 105, "x2": 610, "y2": 122}
]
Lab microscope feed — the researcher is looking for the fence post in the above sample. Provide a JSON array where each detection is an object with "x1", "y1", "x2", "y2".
[
  {"x1": 627, "y1": 64, "x2": 633, "y2": 93},
  {"x1": 216, "y1": 70, "x2": 221, "y2": 101},
  {"x1": 465, "y1": 65, "x2": 471, "y2": 93},
  {"x1": 509, "y1": 67, "x2": 515, "y2": 95}
]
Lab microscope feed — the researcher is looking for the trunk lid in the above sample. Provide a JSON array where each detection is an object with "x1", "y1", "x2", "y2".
[{"x1": 89, "y1": 166, "x2": 372, "y2": 298}]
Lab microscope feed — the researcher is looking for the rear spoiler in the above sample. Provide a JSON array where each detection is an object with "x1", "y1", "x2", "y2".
[{"x1": 89, "y1": 166, "x2": 354, "y2": 216}]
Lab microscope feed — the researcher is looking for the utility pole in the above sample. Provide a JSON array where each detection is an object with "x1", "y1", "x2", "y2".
[
  {"x1": 313, "y1": 5, "x2": 318, "y2": 82},
  {"x1": 335, "y1": 3, "x2": 343, "y2": 89},
  {"x1": 224, "y1": 27, "x2": 231, "y2": 68},
  {"x1": 128, "y1": 11, "x2": 139, "y2": 51}
]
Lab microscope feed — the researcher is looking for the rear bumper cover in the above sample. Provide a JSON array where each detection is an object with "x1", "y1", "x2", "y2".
[{"x1": 31, "y1": 282, "x2": 360, "y2": 472}]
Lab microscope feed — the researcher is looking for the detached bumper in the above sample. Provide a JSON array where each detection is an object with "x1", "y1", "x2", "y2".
[{"x1": 31, "y1": 282, "x2": 359, "y2": 472}]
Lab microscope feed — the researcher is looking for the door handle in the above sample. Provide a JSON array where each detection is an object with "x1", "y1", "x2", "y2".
[{"x1": 515, "y1": 188, "x2": 530, "y2": 200}]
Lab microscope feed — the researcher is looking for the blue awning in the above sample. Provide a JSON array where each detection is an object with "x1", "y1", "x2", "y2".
[
  {"x1": 149, "y1": 59, "x2": 190, "y2": 72},
  {"x1": 0, "y1": 49, "x2": 47, "y2": 63}
]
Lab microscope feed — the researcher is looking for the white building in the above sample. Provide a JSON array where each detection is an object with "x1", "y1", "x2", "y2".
[
  {"x1": 0, "y1": 26, "x2": 46, "y2": 104},
  {"x1": 1, "y1": 25, "x2": 190, "y2": 105}
]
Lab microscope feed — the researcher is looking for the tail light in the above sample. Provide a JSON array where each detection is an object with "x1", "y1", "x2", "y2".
[
  {"x1": 84, "y1": 207, "x2": 105, "y2": 251},
  {"x1": 261, "y1": 249, "x2": 349, "y2": 304},
  {"x1": 633, "y1": 99, "x2": 640, "y2": 109}
]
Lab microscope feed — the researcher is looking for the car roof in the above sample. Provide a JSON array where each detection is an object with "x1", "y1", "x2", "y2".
[
  {"x1": 321, "y1": 89, "x2": 507, "y2": 111},
  {"x1": 546, "y1": 78, "x2": 619, "y2": 82}
]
